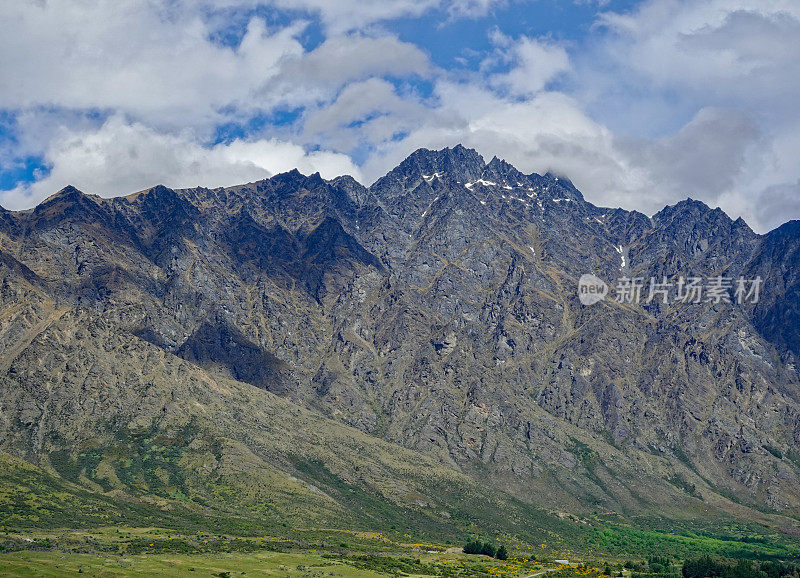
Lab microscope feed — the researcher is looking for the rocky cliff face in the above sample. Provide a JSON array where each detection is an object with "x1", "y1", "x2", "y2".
[{"x1": 1, "y1": 146, "x2": 799, "y2": 526}]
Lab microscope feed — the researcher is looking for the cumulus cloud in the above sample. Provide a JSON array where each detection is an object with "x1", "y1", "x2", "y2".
[
  {"x1": 486, "y1": 31, "x2": 571, "y2": 97},
  {"x1": 261, "y1": 34, "x2": 433, "y2": 109},
  {"x1": 302, "y1": 78, "x2": 431, "y2": 151},
  {"x1": 447, "y1": 0, "x2": 511, "y2": 19},
  {"x1": 597, "y1": 2, "x2": 800, "y2": 109},
  {"x1": 0, "y1": 3, "x2": 427, "y2": 129},
  {"x1": 0, "y1": 2, "x2": 305, "y2": 128}
]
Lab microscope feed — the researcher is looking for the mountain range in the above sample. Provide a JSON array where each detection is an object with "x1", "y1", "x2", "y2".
[{"x1": 1, "y1": 145, "x2": 799, "y2": 544}]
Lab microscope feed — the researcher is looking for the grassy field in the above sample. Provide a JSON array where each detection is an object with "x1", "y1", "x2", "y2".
[
  {"x1": 1, "y1": 520, "x2": 800, "y2": 577},
  {"x1": 0, "y1": 550, "x2": 422, "y2": 577},
  {"x1": 0, "y1": 544, "x2": 549, "y2": 577}
]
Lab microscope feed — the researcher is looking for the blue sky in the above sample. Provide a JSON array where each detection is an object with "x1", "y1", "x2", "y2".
[
  {"x1": 1, "y1": 0, "x2": 799, "y2": 232},
  {"x1": 392, "y1": 1, "x2": 630, "y2": 66}
]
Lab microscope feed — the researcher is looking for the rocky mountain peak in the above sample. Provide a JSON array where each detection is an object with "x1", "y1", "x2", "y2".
[
  {"x1": 653, "y1": 197, "x2": 716, "y2": 223},
  {"x1": 54, "y1": 184, "x2": 84, "y2": 196},
  {"x1": 268, "y1": 168, "x2": 326, "y2": 192},
  {"x1": 374, "y1": 145, "x2": 486, "y2": 189},
  {"x1": 28, "y1": 184, "x2": 114, "y2": 230},
  {"x1": 38, "y1": 184, "x2": 89, "y2": 206},
  {"x1": 650, "y1": 197, "x2": 758, "y2": 245},
  {"x1": 482, "y1": 156, "x2": 525, "y2": 183},
  {"x1": 766, "y1": 218, "x2": 800, "y2": 240}
]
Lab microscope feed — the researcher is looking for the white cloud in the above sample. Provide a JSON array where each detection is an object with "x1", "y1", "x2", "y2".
[
  {"x1": 0, "y1": 115, "x2": 360, "y2": 210},
  {"x1": 447, "y1": 0, "x2": 509, "y2": 19},
  {"x1": 598, "y1": 4, "x2": 800, "y2": 119},
  {"x1": 0, "y1": 3, "x2": 428, "y2": 130},
  {"x1": 487, "y1": 31, "x2": 571, "y2": 97},
  {"x1": 302, "y1": 78, "x2": 431, "y2": 151},
  {"x1": 0, "y1": 2, "x2": 305, "y2": 128},
  {"x1": 261, "y1": 34, "x2": 433, "y2": 109}
]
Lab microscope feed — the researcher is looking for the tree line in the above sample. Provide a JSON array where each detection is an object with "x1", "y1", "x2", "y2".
[{"x1": 463, "y1": 540, "x2": 508, "y2": 560}]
